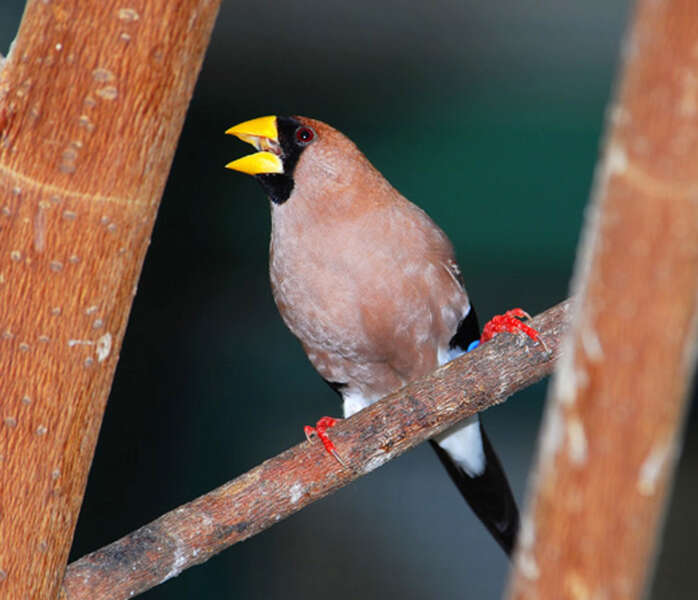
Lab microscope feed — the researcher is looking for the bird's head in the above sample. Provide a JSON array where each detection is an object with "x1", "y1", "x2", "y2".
[{"x1": 225, "y1": 115, "x2": 367, "y2": 206}]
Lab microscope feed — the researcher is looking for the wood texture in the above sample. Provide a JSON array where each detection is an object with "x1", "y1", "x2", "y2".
[
  {"x1": 61, "y1": 300, "x2": 571, "y2": 600},
  {"x1": 0, "y1": 1, "x2": 220, "y2": 598},
  {"x1": 506, "y1": 1, "x2": 698, "y2": 598}
]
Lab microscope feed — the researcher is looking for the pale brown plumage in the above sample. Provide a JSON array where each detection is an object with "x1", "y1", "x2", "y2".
[{"x1": 269, "y1": 118, "x2": 469, "y2": 404}]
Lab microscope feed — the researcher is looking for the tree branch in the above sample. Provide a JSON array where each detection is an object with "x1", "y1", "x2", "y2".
[
  {"x1": 506, "y1": 1, "x2": 698, "y2": 598},
  {"x1": 60, "y1": 299, "x2": 572, "y2": 600}
]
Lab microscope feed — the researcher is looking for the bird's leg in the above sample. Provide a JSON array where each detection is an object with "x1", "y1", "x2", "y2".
[
  {"x1": 304, "y1": 416, "x2": 347, "y2": 467},
  {"x1": 480, "y1": 308, "x2": 548, "y2": 352}
]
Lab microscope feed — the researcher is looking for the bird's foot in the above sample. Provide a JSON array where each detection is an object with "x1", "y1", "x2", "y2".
[
  {"x1": 480, "y1": 308, "x2": 548, "y2": 352},
  {"x1": 304, "y1": 416, "x2": 346, "y2": 467}
]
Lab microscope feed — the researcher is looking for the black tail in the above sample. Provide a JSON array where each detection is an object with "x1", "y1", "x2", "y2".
[{"x1": 429, "y1": 424, "x2": 519, "y2": 556}]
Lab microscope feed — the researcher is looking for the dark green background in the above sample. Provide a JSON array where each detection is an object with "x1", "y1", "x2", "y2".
[{"x1": 1, "y1": 1, "x2": 695, "y2": 598}]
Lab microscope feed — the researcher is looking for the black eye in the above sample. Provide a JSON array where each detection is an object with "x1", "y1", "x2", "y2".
[{"x1": 295, "y1": 126, "x2": 315, "y2": 144}]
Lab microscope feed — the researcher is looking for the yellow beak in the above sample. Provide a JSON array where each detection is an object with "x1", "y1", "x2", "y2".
[{"x1": 225, "y1": 116, "x2": 283, "y2": 175}]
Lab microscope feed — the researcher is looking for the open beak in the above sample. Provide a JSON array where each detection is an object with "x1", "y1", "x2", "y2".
[{"x1": 225, "y1": 116, "x2": 284, "y2": 175}]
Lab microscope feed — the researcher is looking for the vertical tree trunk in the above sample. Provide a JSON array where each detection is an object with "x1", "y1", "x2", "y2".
[
  {"x1": 507, "y1": 1, "x2": 698, "y2": 598},
  {"x1": 0, "y1": 1, "x2": 220, "y2": 597}
]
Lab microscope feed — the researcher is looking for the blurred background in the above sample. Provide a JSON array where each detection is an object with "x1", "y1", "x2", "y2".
[{"x1": 2, "y1": 1, "x2": 696, "y2": 598}]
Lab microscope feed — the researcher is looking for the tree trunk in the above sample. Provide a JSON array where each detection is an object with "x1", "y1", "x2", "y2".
[
  {"x1": 506, "y1": 0, "x2": 698, "y2": 598},
  {"x1": 0, "y1": 1, "x2": 220, "y2": 597}
]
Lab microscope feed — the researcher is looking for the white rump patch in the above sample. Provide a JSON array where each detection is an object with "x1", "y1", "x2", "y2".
[
  {"x1": 434, "y1": 305, "x2": 485, "y2": 476},
  {"x1": 434, "y1": 415, "x2": 485, "y2": 477}
]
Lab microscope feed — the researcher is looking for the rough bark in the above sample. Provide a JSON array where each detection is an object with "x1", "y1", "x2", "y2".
[
  {"x1": 506, "y1": 1, "x2": 698, "y2": 598},
  {"x1": 0, "y1": 1, "x2": 220, "y2": 598},
  {"x1": 60, "y1": 300, "x2": 571, "y2": 600}
]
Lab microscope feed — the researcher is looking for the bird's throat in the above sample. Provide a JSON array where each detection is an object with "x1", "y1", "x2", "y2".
[{"x1": 257, "y1": 173, "x2": 294, "y2": 205}]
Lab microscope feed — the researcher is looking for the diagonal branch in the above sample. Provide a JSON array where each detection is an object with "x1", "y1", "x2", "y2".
[{"x1": 61, "y1": 299, "x2": 572, "y2": 600}]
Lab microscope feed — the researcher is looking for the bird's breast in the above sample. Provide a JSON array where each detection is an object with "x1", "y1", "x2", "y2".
[
  {"x1": 269, "y1": 213, "x2": 377, "y2": 359},
  {"x1": 268, "y1": 204, "x2": 469, "y2": 384}
]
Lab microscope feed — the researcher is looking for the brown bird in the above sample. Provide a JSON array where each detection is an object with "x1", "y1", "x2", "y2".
[{"x1": 225, "y1": 115, "x2": 542, "y2": 555}]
